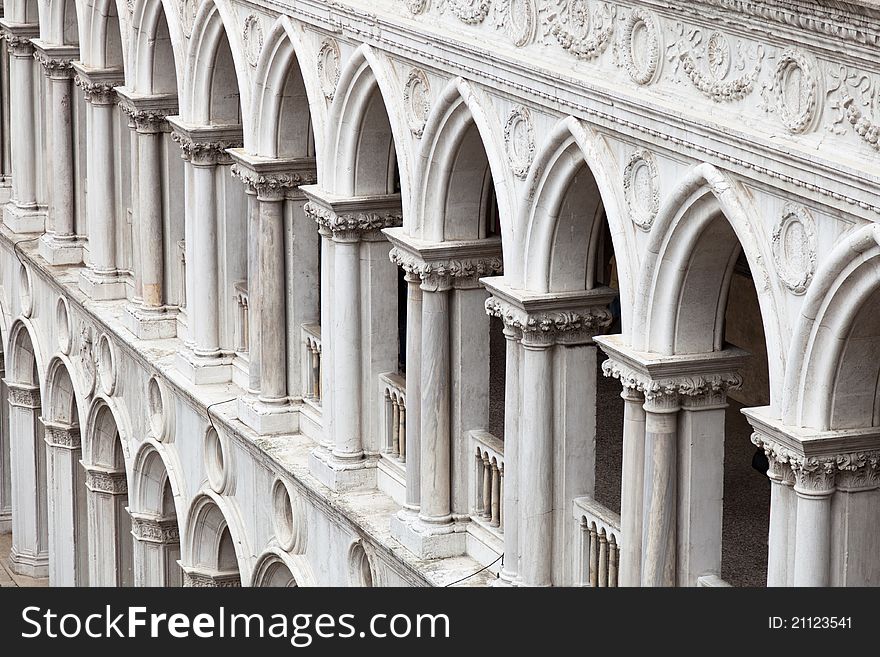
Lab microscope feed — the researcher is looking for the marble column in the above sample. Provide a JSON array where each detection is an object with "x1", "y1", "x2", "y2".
[
  {"x1": 43, "y1": 421, "x2": 87, "y2": 586},
  {"x1": 2, "y1": 26, "x2": 43, "y2": 232},
  {"x1": 403, "y1": 271, "x2": 422, "y2": 515},
  {"x1": 245, "y1": 188, "x2": 260, "y2": 395},
  {"x1": 6, "y1": 382, "x2": 48, "y2": 577},
  {"x1": 640, "y1": 391, "x2": 680, "y2": 587},
  {"x1": 168, "y1": 120, "x2": 242, "y2": 384},
  {"x1": 34, "y1": 44, "x2": 81, "y2": 264},
  {"x1": 85, "y1": 466, "x2": 133, "y2": 586},
  {"x1": 119, "y1": 91, "x2": 179, "y2": 339},
  {"x1": 618, "y1": 386, "x2": 646, "y2": 587},
  {"x1": 75, "y1": 67, "x2": 125, "y2": 299},
  {"x1": 791, "y1": 458, "x2": 835, "y2": 587},
  {"x1": 131, "y1": 513, "x2": 181, "y2": 587},
  {"x1": 0, "y1": 358, "x2": 10, "y2": 534},
  {"x1": 766, "y1": 453, "x2": 795, "y2": 587},
  {"x1": 498, "y1": 324, "x2": 521, "y2": 583},
  {"x1": 519, "y1": 334, "x2": 554, "y2": 587}
]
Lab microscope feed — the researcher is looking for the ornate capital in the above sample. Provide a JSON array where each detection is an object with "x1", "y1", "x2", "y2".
[
  {"x1": 120, "y1": 105, "x2": 170, "y2": 133},
  {"x1": 306, "y1": 201, "x2": 402, "y2": 242},
  {"x1": 601, "y1": 357, "x2": 742, "y2": 403},
  {"x1": 85, "y1": 468, "x2": 128, "y2": 495},
  {"x1": 4, "y1": 33, "x2": 35, "y2": 57},
  {"x1": 6, "y1": 382, "x2": 41, "y2": 408},
  {"x1": 790, "y1": 455, "x2": 837, "y2": 496},
  {"x1": 833, "y1": 451, "x2": 880, "y2": 491},
  {"x1": 116, "y1": 89, "x2": 178, "y2": 134},
  {"x1": 231, "y1": 164, "x2": 317, "y2": 201},
  {"x1": 484, "y1": 295, "x2": 612, "y2": 346},
  {"x1": 389, "y1": 245, "x2": 503, "y2": 290},
  {"x1": 131, "y1": 515, "x2": 181, "y2": 543},
  {"x1": 183, "y1": 570, "x2": 241, "y2": 587},
  {"x1": 34, "y1": 51, "x2": 76, "y2": 78},
  {"x1": 171, "y1": 132, "x2": 241, "y2": 166},
  {"x1": 74, "y1": 75, "x2": 118, "y2": 105},
  {"x1": 43, "y1": 422, "x2": 81, "y2": 449}
]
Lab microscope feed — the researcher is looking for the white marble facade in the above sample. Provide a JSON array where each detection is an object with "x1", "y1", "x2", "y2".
[{"x1": 0, "y1": 0, "x2": 878, "y2": 587}]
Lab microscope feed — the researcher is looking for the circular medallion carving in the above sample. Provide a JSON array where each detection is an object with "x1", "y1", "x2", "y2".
[
  {"x1": 404, "y1": 69, "x2": 430, "y2": 138},
  {"x1": 19, "y1": 264, "x2": 33, "y2": 318},
  {"x1": 272, "y1": 479, "x2": 307, "y2": 554},
  {"x1": 706, "y1": 32, "x2": 730, "y2": 81},
  {"x1": 243, "y1": 14, "x2": 264, "y2": 68},
  {"x1": 56, "y1": 297, "x2": 72, "y2": 355},
  {"x1": 568, "y1": 0, "x2": 591, "y2": 38},
  {"x1": 621, "y1": 8, "x2": 660, "y2": 85},
  {"x1": 79, "y1": 325, "x2": 96, "y2": 397},
  {"x1": 504, "y1": 105, "x2": 535, "y2": 179},
  {"x1": 623, "y1": 149, "x2": 660, "y2": 231},
  {"x1": 403, "y1": 0, "x2": 428, "y2": 14},
  {"x1": 204, "y1": 426, "x2": 234, "y2": 494},
  {"x1": 148, "y1": 376, "x2": 175, "y2": 442},
  {"x1": 179, "y1": 0, "x2": 197, "y2": 38},
  {"x1": 96, "y1": 333, "x2": 117, "y2": 396},
  {"x1": 317, "y1": 39, "x2": 340, "y2": 100},
  {"x1": 507, "y1": 0, "x2": 537, "y2": 47},
  {"x1": 774, "y1": 49, "x2": 818, "y2": 134},
  {"x1": 772, "y1": 203, "x2": 816, "y2": 295}
]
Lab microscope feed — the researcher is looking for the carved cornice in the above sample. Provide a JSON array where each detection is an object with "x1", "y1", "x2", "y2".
[
  {"x1": 601, "y1": 357, "x2": 742, "y2": 403},
  {"x1": 751, "y1": 432, "x2": 880, "y2": 493},
  {"x1": 130, "y1": 515, "x2": 181, "y2": 543},
  {"x1": 304, "y1": 197, "x2": 402, "y2": 241}
]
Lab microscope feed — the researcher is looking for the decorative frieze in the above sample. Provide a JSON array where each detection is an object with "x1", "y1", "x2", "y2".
[
  {"x1": 770, "y1": 49, "x2": 819, "y2": 134},
  {"x1": 620, "y1": 8, "x2": 661, "y2": 85},
  {"x1": 549, "y1": 0, "x2": 615, "y2": 61},
  {"x1": 448, "y1": 0, "x2": 492, "y2": 25}
]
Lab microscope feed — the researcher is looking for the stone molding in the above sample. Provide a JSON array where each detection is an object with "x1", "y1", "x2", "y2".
[
  {"x1": 168, "y1": 117, "x2": 243, "y2": 166},
  {"x1": 751, "y1": 432, "x2": 880, "y2": 494},
  {"x1": 302, "y1": 187, "x2": 402, "y2": 242},
  {"x1": 385, "y1": 228, "x2": 503, "y2": 290},
  {"x1": 228, "y1": 149, "x2": 317, "y2": 201},
  {"x1": 116, "y1": 88, "x2": 178, "y2": 134}
]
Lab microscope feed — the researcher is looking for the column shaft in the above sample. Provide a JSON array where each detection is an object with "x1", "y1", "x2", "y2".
[
  {"x1": 50, "y1": 75, "x2": 74, "y2": 238},
  {"x1": 258, "y1": 196, "x2": 287, "y2": 404},
  {"x1": 619, "y1": 387, "x2": 646, "y2": 586},
  {"x1": 766, "y1": 465, "x2": 794, "y2": 587},
  {"x1": 246, "y1": 190, "x2": 260, "y2": 394},
  {"x1": 499, "y1": 331, "x2": 521, "y2": 583},
  {"x1": 404, "y1": 272, "x2": 422, "y2": 512},
  {"x1": 191, "y1": 162, "x2": 220, "y2": 357},
  {"x1": 792, "y1": 488, "x2": 833, "y2": 586},
  {"x1": 9, "y1": 47, "x2": 36, "y2": 208},
  {"x1": 138, "y1": 129, "x2": 164, "y2": 308},
  {"x1": 87, "y1": 101, "x2": 117, "y2": 274}
]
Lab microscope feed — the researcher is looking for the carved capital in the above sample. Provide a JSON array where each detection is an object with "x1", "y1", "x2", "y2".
[
  {"x1": 85, "y1": 468, "x2": 128, "y2": 495},
  {"x1": 120, "y1": 104, "x2": 173, "y2": 134},
  {"x1": 3, "y1": 33, "x2": 35, "y2": 57},
  {"x1": 131, "y1": 515, "x2": 181, "y2": 544},
  {"x1": 601, "y1": 357, "x2": 742, "y2": 404},
  {"x1": 484, "y1": 294, "x2": 612, "y2": 346},
  {"x1": 790, "y1": 455, "x2": 837, "y2": 496},
  {"x1": 171, "y1": 132, "x2": 241, "y2": 166},
  {"x1": 305, "y1": 201, "x2": 402, "y2": 241},
  {"x1": 34, "y1": 51, "x2": 76, "y2": 78},
  {"x1": 183, "y1": 570, "x2": 241, "y2": 587},
  {"x1": 6, "y1": 382, "x2": 40, "y2": 408},
  {"x1": 43, "y1": 421, "x2": 81, "y2": 449},
  {"x1": 74, "y1": 75, "x2": 118, "y2": 105},
  {"x1": 834, "y1": 451, "x2": 880, "y2": 491},
  {"x1": 231, "y1": 164, "x2": 317, "y2": 201},
  {"x1": 390, "y1": 246, "x2": 503, "y2": 289}
]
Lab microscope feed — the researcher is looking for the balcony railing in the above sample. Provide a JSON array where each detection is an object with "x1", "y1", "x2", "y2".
[
  {"x1": 233, "y1": 281, "x2": 249, "y2": 354},
  {"x1": 379, "y1": 372, "x2": 406, "y2": 462},
  {"x1": 573, "y1": 497, "x2": 621, "y2": 587},
  {"x1": 470, "y1": 430, "x2": 503, "y2": 533},
  {"x1": 301, "y1": 323, "x2": 322, "y2": 404}
]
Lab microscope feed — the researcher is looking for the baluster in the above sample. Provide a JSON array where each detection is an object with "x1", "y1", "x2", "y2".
[
  {"x1": 608, "y1": 535, "x2": 618, "y2": 588},
  {"x1": 242, "y1": 300, "x2": 249, "y2": 351},
  {"x1": 499, "y1": 464, "x2": 504, "y2": 530},
  {"x1": 490, "y1": 459, "x2": 500, "y2": 527},
  {"x1": 390, "y1": 395, "x2": 400, "y2": 457},
  {"x1": 481, "y1": 454, "x2": 491, "y2": 519},
  {"x1": 383, "y1": 390, "x2": 392, "y2": 451},
  {"x1": 398, "y1": 403, "x2": 406, "y2": 461},
  {"x1": 314, "y1": 346, "x2": 321, "y2": 400},
  {"x1": 578, "y1": 517, "x2": 590, "y2": 586},
  {"x1": 589, "y1": 523, "x2": 598, "y2": 587},
  {"x1": 598, "y1": 529, "x2": 608, "y2": 587},
  {"x1": 475, "y1": 449, "x2": 484, "y2": 516}
]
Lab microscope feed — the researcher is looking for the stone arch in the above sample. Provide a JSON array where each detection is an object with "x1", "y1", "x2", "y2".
[
  {"x1": 521, "y1": 115, "x2": 637, "y2": 333},
  {"x1": 82, "y1": 395, "x2": 134, "y2": 585},
  {"x1": 182, "y1": 0, "x2": 250, "y2": 129},
  {"x1": 130, "y1": 439, "x2": 185, "y2": 585},
  {"x1": 415, "y1": 77, "x2": 514, "y2": 251},
  {"x1": 183, "y1": 491, "x2": 252, "y2": 586},
  {"x1": 40, "y1": 0, "x2": 84, "y2": 45},
  {"x1": 251, "y1": 547, "x2": 316, "y2": 587},
  {"x1": 6, "y1": 0, "x2": 41, "y2": 23},
  {"x1": 129, "y1": 0, "x2": 185, "y2": 95},
  {"x1": 782, "y1": 223, "x2": 880, "y2": 430},
  {"x1": 250, "y1": 16, "x2": 323, "y2": 160},
  {"x1": 80, "y1": 0, "x2": 126, "y2": 70},
  {"x1": 632, "y1": 163, "x2": 786, "y2": 402},
  {"x1": 322, "y1": 43, "x2": 412, "y2": 202},
  {"x1": 6, "y1": 318, "x2": 46, "y2": 395},
  {"x1": 42, "y1": 355, "x2": 89, "y2": 585}
]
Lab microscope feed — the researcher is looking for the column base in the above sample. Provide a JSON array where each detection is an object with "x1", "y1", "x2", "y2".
[
  {"x1": 238, "y1": 396, "x2": 299, "y2": 435},
  {"x1": 308, "y1": 447, "x2": 377, "y2": 492},
  {"x1": 8, "y1": 545, "x2": 49, "y2": 578},
  {"x1": 124, "y1": 304, "x2": 179, "y2": 340},
  {"x1": 3, "y1": 202, "x2": 46, "y2": 234},
  {"x1": 390, "y1": 513, "x2": 467, "y2": 559},
  {"x1": 38, "y1": 233, "x2": 83, "y2": 265},
  {"x1": 0, "y1": 179, "x2": 11, "y2": 204},
  {"x1": 175, "y1": 348, "x2": 233, "y2": 385},
  {"x1": 79, "y1": 268, "x2": 127, "y2": 300},
  {"x1": 0, "y1": 509, "x2": 10, "y2": 534}
]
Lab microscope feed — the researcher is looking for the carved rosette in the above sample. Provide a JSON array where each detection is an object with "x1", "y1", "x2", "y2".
[
  {"x1": 551, "y1": 0, "x2": 615, "y2": 61},
  {"x1": 449, "y1": 0, "x2": 492, "y2": 24},
  {"x1": 74, "y1": 76, "x2": 118, "y2": 105},
  {"x1": 33, "y1": 51, "x2": 76, "y2": 79},
  {"x1": 404, "y1": 69, "x2": 431, "y2": 138},
  {"x1": 771, "y1": 203, "x2": 816, "y2": 295},
  {"x1": 773, "y1": 49, "x2": 819, "y2": 134},
  {"x1": 623, "y1": 149, "x2": 659, "y2": 231},
  {"x1": 317, "y1": 39, "x2": 340, "y2": 100},
  {"x1": 131, "y1": 516, "x2": 181, "y2": 543},
  {"x1": 601, "y1": 358, "x2": 742, "y2": 404},
  {"x1": 86, "y1": 469, "x2": 128, "y2": 495},
  {"x1": 620, "y1": 8, "x2": 660, "y2": 85},
  {"x1": 389, "y1": 246, "x2": 503, "y2": 289},
  {"x1": 485, "y1": 295, "x2": 612, "y2": 346},
  {"x1": 231, "y1": 165, "x2": 317, "y2": 201},
  {"x1": 305, "y1": 201, "x2": 402, "y2": 242},
  {"x1": 171, "y1": 132, "x2": 242, "y2": 166},
  {"x1": 504, "y1": 106, "x2": 535, "y2": 179},
  {"x1": 243, "y1": 14, "x2": 264, "y2": 68}
]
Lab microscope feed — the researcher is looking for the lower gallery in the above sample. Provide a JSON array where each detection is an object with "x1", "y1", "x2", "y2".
[{"x1": 0, "y1": 0, "x2": 877, "y2": 587}]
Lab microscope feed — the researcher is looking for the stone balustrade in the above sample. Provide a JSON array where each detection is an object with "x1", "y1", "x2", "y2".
[
  {"x1": 573, "y1": 496, "x2": 621, "y2": 588},
  {"x1": 470, "y1": 430, "x2": 504, "y2": 533},
  {"x1": 302, "y1": 323, "x2": 322, "y2": 404},
  {"x1": 379, "y1": 372, "x2": 406, "y2": 463}
]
